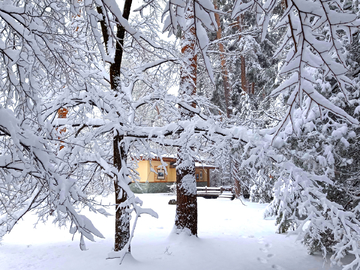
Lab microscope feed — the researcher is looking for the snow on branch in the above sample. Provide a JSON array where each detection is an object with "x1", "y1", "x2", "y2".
[
  {"x1": 162, "y1": 0, "x2": 218, "y2": 82},
  {"x1": 233, "y1": 0, "x2": 360, "y2": 133},
  {"x1": 0, "y1": 108, "x2": 108, "y2": 246}
]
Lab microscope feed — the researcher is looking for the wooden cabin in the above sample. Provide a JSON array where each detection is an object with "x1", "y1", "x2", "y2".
[{"x1": 130, "y1": 157, "x2": 214, "y2": 193}]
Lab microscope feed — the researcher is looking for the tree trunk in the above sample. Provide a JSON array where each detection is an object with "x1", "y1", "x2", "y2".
[
  {"x1": 232, "y1": 157, "x2": 241, "y2": 198},
  {"x1": 237, "y1": 15, "x2": 248, "y2": 93},
  {"x1": 113, "y1": 134, "x2": 130, "y2": 252},
  {"x1": 241, "y1": 55, "x2": 247, "y2": 93},
  {"x1": 97, "y1": 0, "x2": 133, "y2": 252},
  {"x1": 213, "y1": 0, "x2": 232, "y2": 117},
  {"x1": 175, "y1": 0, "x2": 198, "y2": 236},
  {"x1": 176, "y1": 150, "x2": 197, "y2": 235},
  {"x1": 110, "y1": 0, "x2": 132, "y2": 91}
]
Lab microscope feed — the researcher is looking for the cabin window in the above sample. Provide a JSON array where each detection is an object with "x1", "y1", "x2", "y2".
[
  {"x1": 157, "y1": 169, "x2": 165, "y2": 180},
  {"x1": 196, "y1": 174, "x2": 199, "y2": 180},
  {"x1": 200, "y1": 171, "x2": 203, "y2": 180}
]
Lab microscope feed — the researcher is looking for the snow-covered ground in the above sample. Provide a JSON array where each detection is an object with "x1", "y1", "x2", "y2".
[{"x1": 0, "y1": 194, "x2": 348, "y2": 270}]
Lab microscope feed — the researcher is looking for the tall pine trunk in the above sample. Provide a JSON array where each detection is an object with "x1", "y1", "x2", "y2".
[
  {"x1": 213, "y1": 0, "x2": 231, "y2": 118},
  {"x1": 213, "y1": 1, "x2": 242, "y2": 196},
  {"x1": 237, "y1": 15, "x2": 248, "y2": 94},
  {"x1": 175, "y1": 0, "x2": 197, "y2": 236}
]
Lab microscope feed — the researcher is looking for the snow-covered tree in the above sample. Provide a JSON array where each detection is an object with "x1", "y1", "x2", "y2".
[
  {"x1": 0, "y1": 0, "x2": 109, "y2": 247},
  {"x1": 232, "y1": 1, "x2": 360, "y2": 269},
  {"x1": 0, "y1": 0, "x2": 172, "y2": 258},
  {"x1": 51, "y1": 0, "x2": 178, "y2": 257},
  {"x1": 161, "y1": 0, "x2": 219, "y2": 235}
]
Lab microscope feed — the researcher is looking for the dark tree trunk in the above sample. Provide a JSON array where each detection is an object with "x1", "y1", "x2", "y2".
[
  {"x1": 241, "y1": 55, "x2": 247, "y2": 93},
  {"x1": 110, "y1": 0, "x2": 132, "y2": 91},
  {"x1": 97, "y1": 0, "x2": 133, "y2": 252},
  {"x1": 113, "y1": 134, "x2": 130, "y2": 251}
]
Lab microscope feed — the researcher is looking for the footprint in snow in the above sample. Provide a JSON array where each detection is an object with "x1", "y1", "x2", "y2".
[
  {"x1": 258, "y1": 241, "x2": 275, "y2": 261},
  {"x1": 257, "y1": 257, "x2": 268, "y2": 264},
  {"x1": 242, "y1": 235, "x2": 255, "y2": 239},
  {"x1": 265, "y1": 243, "x2": 272, "y2": 248},
  {"x1": 259, "y1": 242, "x2": 272, "y2": 253},
  {"x1": 257, "y1": 237, "x2": 265, "y2": 244},
  {"x1": 272, "y1": 265, "x2": 286, "y2": 270}
]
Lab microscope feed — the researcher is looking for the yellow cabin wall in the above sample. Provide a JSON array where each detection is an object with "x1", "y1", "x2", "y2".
[
  {"x1": 168, "y1": 164, "x2": 177, "y2": 182},
  {"x1": 137, "y1": 160, "x2": 150, "y2": 182},
  {"x1": 136, "y1": 160, "x2": 210, "y2": 185},
  {"x1": 149, "y1": 160, "x2": 173, "y2": 182},
  {"x1": 136, "y1": 160, "x2": 176, "y2": 183},
  {"x1": 195, "y1": 168, "x2": 209, "y2": 184}
]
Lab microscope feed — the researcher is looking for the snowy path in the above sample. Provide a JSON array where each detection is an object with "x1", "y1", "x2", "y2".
[{"x1": 0, "y1": 194, "x2": 345, "y2": 270}]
